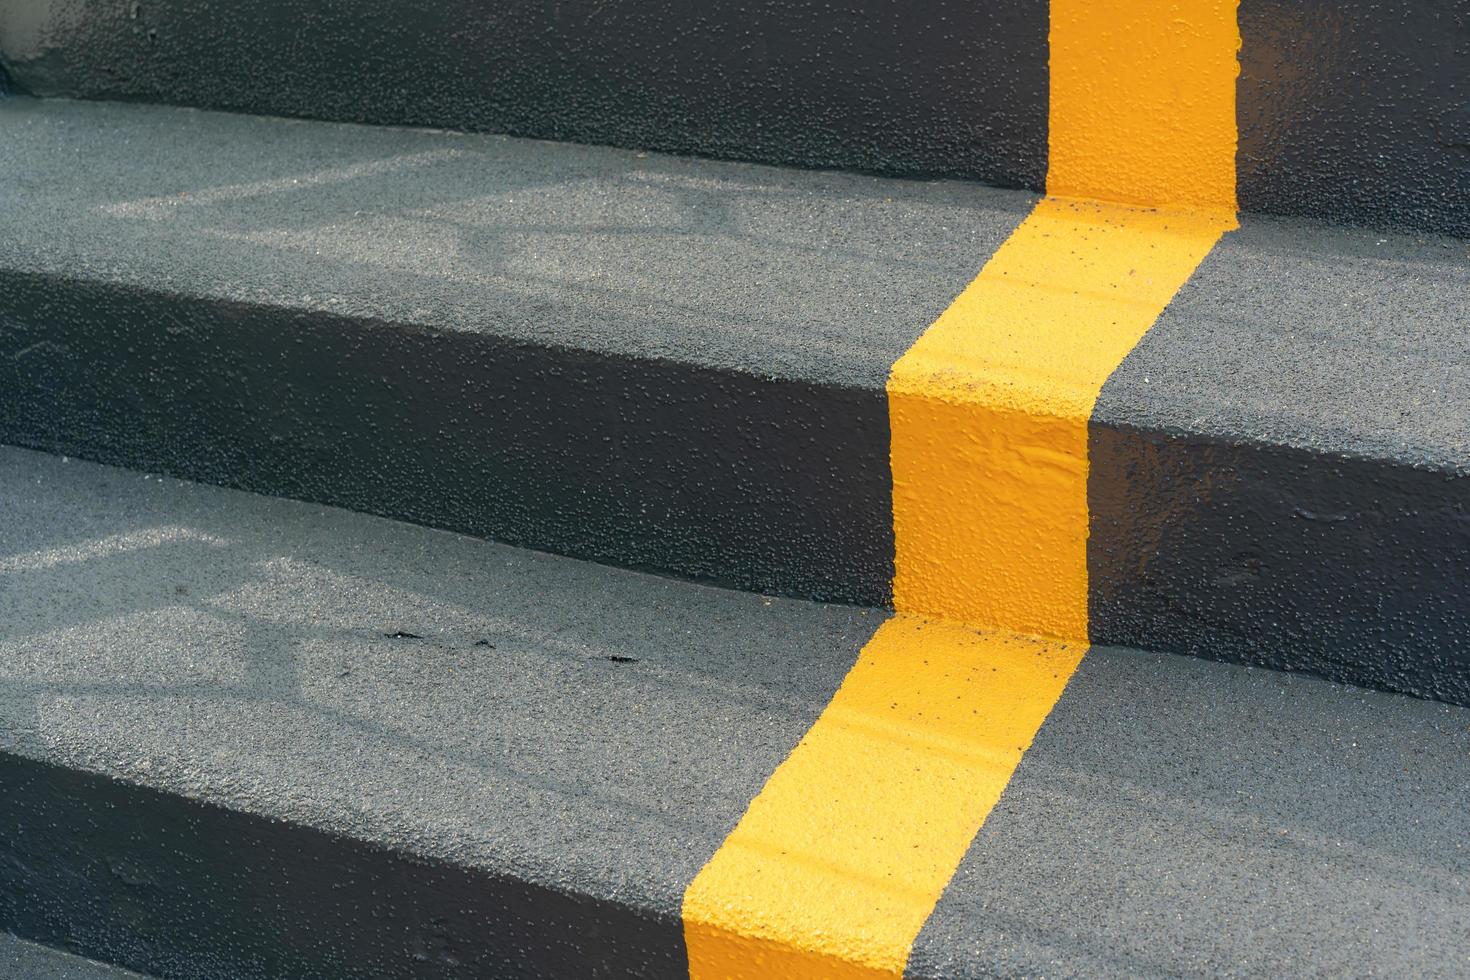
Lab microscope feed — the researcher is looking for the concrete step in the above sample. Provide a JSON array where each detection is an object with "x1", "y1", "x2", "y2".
[
  {"x1": 1, "y1": 446, "x2": 1467, "y2": 978},
  {"x1": 2, "y1": 97, "x2": 1467, "y2": 705},
  {"x1": 1, "y1": 932, "x2": 151, "y2": 979},
  {"x1": 0, "y1": 0, "x2": 1464, "y2": 236}
]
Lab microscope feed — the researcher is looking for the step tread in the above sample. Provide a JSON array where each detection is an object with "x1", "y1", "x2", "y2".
[
  {"x1": 3, "y1": 447, "x2": 1467, "y2": 978},
  {"x1": 4, "y1": 94, "x2": 1470, "y2": 703},
  {"x1": 1, "y1": 933, "x2": 150, "y2": 979},
  {"x1": 3, "y1": 98, "x2": 1468, "y2": 473},
  {"x1": 0, "y1": 95, "x2": 1012, "y2": 392},
  {"x1": 1, "y1": 0, "x2": 1464, "y2": 238}
]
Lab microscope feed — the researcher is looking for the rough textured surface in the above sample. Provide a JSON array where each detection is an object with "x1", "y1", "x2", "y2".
[
  {"x1": 0, "y1": 446, "x2": 877, "y2": 978},
  {"x1": 0, "y1": 97, "x2": 1014, "y2": 391},
  {"x1": 2, "y1": 99, "x2": 1469, "y2": 701},
  {"x1": 0, "y1": 0, "x2": 1049, "y2": 191},
  {"x1": 1103, "y1": 208, "x2": 1470, "y2": 472},
  {"x1": 1088, "y1": 431, "x2": 1470, "y2": 706},
  {"x1": 2, "y1": 0, "x2": 1466, "y2": 235},
  {"x1": 0, "y1": 267, "x2": 903, "y2": 606},
  {"x1": 0, "y1": 97, "x2": 1031, "y2": 605},
  {"x1": 1092, "y1": 216, "x2": 1470, "y2": 706},
  {"x1": 5, "y1": 754, "x2": 694, "y2": 979},
  {"x1": 1238, "y1": 0, "x2": 1470, "y2": 238},
  {"x1": 1, "y1": 933, "x2": 149, "y2": 979},
  {"x1": 3, "y1": 447, "x2": 1468, "y2": 978},
  {"x1": 911, "y1": 645, "x2": 1470, "y2": 979}
]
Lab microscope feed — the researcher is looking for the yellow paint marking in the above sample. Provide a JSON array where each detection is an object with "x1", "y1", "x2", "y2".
[
  {"x1": 683, "y1": 616, "x2": 1085, "y2": 980},
  {"x1": 686, "y1": 1, "x2": 1241, "y2": 976},
  {"x1": 1049, "y1": 0, "x2": 1240, "y2": 211},
  {"x1": 889, "y1": 199, "x2": 1235, "y2": 637}
]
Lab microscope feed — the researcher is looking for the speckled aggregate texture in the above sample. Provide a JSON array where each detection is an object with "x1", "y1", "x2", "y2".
[
  {"x1": 2, "y1": 0, "x2": 1467, "y2": 235},
  {"x1": 1100, "y1": 217, "x2": 1470, "y2": 471},
  {"x1": 0, "y1": 97, "x2": 1033, "y2": 605},
  {"x1": 0, "y1": 0, "x2": 1048, "y2": 189},
  {"x1": 1092, "y1": 215, "x2": 1470, "y2": 705},
  {"x1": 3, "y1": 447, "x2": 1468, "y2": 978},
  {"x1": 1238, "y1": 0, "x2": 1470, "y2": 238},
  {"x1": 3, "y1": 99, "x2": 1470, "y2": 702},
  {"x1": 0, "y1": 932, "x2": 150, "y2": 979},
  {"x1": 0, "y1": 446, "x2": 878, "y2": 978},
  {"x1": 910, "y1": 646, "x2": 1470, "y2": 978},
  {"x1": 0, "y1": 98, "x2": 1018, "y2": 392}
]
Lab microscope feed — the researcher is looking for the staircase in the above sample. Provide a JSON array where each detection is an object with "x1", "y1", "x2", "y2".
[{"x1": 1, "y1": 2, "x2": 1468, "y2": 978}]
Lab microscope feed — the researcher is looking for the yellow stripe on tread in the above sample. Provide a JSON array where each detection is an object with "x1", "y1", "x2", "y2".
[
  {"x1": 890, "y1": 199, "x2": 1234, "y2": 637},
  {"x1": 683, "y1": 617, "x2": 1084, "y2": 979},
  {"x1": 685, "y1": 2, "x2": 1241, "y2": 976}
]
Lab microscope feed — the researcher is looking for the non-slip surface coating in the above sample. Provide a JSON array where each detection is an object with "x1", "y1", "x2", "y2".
[
  {"x1": 3, "y1": 99, "x2": 1470, "y2": 703},
  {"x1": 0, "y1": 932, "x2": 149, "y2": 979},
  {"x1": 910, "y1": 647, "x2": 1470, "y2": 978},
  {"x1": 1237, "y1": 0, "x2": 1470, "y2": 238},
  {"x1": 1098, "y1": 214, "x2": 1470, "y2": 473},
  {"x1": 1093, "y1": 214, "x2": 1470, "y2": 706},
  {"x1": 3, "y1": 753, "x2": 691, "y2": 980},
  {"x1": 3, "y1": 448, "x2": 1468, "y2": 978},
  {"x1": 0, "y1": 98, "x2": 1017, "y2": 390},
  {"x1": 0, "y1": 447, "x2": 879, "y2": 978},
  {"x1": 0, "y1": 98, "x2": 1031, "y2": 605},
  {"x1": 0, "y1": 268, "x2": 900, "y2": 605},
  {"x1": 0, "y1": 0, "x2": 1049, "y2": 190},
  {"x1": 3, "y1": 0, "x2": 1467, "y2": 235}
]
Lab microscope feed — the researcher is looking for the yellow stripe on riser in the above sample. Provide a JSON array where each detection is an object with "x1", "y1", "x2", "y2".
[
  {"x1": 1048, "y1": 0, "x2": 1240, "y2": 212},
  {"x1": 890, "y1": 199, "x2": 1235, "y2": 637},
  {"x1": 685, "y1": 1, "x2": 1241, "y2": 976}
]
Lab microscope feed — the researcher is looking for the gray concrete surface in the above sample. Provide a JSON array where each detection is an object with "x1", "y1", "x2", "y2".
[
  {"x1": 2, "y1": 95, "x2": 1469, "y2": 701},
  {"x1": 3, "y1": 0, "x2": 1465, "y2": 236},
  {"x1": 5, "y1": 96, "x2": 1468, "y2": 474},
  {"x1": 1090, "y1": 215, "x2": 1470, "y2": 704},
  {"x1": 0, "y1": 0, "x2": 1050, "y2": 197},
  {"x1": 2, "y1": 446, "x2": 1468, "y2": 977},
  {"x1": 912, "y1": 647, "x2": 1470, "y2": 978},
  {"x1": 0, "y1": 95, "x2": 1019, "y2": 390},
  {"x1": 0, "y1": 933, "x2": 148, "y2": 979},
  {"x1": 1102, "y1": 213, "x2": 1470, "y2": 473},
  {"x1": 0, "y1": 446, "x2": 876, "y2": 930}
]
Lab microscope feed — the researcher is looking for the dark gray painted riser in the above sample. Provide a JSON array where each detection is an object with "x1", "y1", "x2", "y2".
[
  {"x1": 0, "y1": 754, "x2": 688, "y2": 980},
  {"x1": 0, "y1": 269, "x2": 897, "y2": 607},
  {"x1": 2, "y1": 269, "x2": 1467, "y2": 706},
  {"x1": 1, "y1": 0, "x2": 1464, "y2": 236},
  {"x1": 1089, "y1": 424, "x2": 1470, "y2": 708}
]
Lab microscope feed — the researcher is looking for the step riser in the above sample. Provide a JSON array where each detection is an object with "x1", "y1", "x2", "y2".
[
  {"x1": 0, "y1": 753, "x2": 687, "y2": 980},
  {"x1": 5, "y1": 269, "x2": 1468, "y2": 706},
  {"x1": 1, "y1": 0, "x2": 1464, "y2": 236},
  {"x1": 3, "y1": 447, "x2": 1468, "y2": 978},
  {"x1": 0, "y1": 269, "x2": 896, "y2": 606},
  {"x1": 1090, "y1": 424, "x2": 1470, "y2": 706}
]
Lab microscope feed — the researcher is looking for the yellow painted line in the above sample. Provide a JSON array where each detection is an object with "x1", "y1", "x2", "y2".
[
  {"x1": 889, "y1": 199, "x2": 1234, "y2": 637},
  {"x1": 892, "y1": 0, "x2": 1240, "y2": 635},
  {"x1": 1048, "y1": 0, "x2": 1240, "y2": 212},
  {"x1": 683, "y1": 618, "x2": 1085, "y2": 979},
  {"x1": 685, "y1": 2, "x2": 1241, "y2": 976}
]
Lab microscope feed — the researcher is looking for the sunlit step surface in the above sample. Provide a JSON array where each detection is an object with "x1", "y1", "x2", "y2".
[
  {"x1": 2, "y1": 98, "x2": 1469, "y2": 703},
  {"x1": 2, "y1": 447, "x2": 1466, "y2": 978}
]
